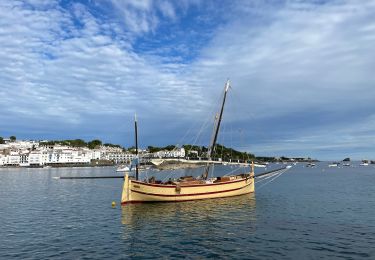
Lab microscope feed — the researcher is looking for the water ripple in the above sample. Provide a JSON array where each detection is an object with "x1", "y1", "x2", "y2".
[{"x1": 1, "y1": 164, "x2": 375, "y2": 259}]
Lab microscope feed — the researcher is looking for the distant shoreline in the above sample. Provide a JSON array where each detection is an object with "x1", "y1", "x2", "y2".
[{"x1": 0, "y1": 163, "x2": 115, "y2": 169}]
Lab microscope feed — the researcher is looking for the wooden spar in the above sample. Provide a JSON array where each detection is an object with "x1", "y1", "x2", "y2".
[
  {"x1": 135, "y1": 114, "x2": 139, "y2": 181},
  {"x1": 58, "y1": 176, "x2": 124, "y2": 179},
  {"x1": 203, "y1": 80, "x2": 230, "y2": 179}
]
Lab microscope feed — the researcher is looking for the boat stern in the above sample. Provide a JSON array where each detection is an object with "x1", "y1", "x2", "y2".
[{"x1": 121, "y1": 173, "x2": 131, "y2": 205}]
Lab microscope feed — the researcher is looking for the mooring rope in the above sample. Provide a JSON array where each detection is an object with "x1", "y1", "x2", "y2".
[
  {"x1": 255, "y1": 170, "x2": 282, "y2": 182},
  {"x1": 256, "y1": 169, "x2": 288, "y2": 190}
]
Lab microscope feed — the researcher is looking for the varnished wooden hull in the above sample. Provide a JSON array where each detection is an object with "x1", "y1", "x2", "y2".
[{"x1": 121, "y1": 174, "x2": 254, "y2": 204}]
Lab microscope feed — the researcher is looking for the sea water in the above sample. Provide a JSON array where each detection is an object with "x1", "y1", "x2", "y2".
[{"x1": 1, "y1": 163, "x2": 375, "y2": 259}]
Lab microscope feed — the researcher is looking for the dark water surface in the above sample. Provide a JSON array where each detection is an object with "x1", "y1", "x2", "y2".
[{"x1": 1, "y1": 163, "x2": 375, "y2": 259}]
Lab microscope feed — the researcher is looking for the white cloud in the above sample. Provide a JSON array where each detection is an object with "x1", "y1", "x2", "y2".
[{"x1": 1, "y1": 0, "x2": 374, "y2": 159}]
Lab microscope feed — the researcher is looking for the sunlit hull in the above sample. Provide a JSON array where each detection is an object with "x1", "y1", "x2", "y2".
[{"x1": 121, "y1": 174, "x2": 254, "y2": 204}]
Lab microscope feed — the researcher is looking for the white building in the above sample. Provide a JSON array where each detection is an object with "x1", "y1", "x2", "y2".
[
  {"x1": 153, "y1": 148, "x2": 185, "y2": 158},
  {"x1": 7, "y1": 152, "x2": 20, "y2": 166},
  {"x1": 105, "y1": 152, "x2": 135, "y2": 163},
  {"x1": 29, "y1": 151, "x2": 42, "y2": 166},
  {"x1": 19, "y1": 150, "x2": 30, "y2": 167},
  {"x1": 0, "y1": 140, "x2": 132, "y2": 167},
  {"x1": 91, "y1": 150, "x2": 101, "y2": 160},
  {"x1": 0, "y1": 154, "x2": 5, "y2": 166},
  {"x1": 40, "y1": 147, "x2": 92, "y2": 165}
]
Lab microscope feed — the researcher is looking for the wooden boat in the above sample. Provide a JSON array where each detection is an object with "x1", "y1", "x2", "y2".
[
  {"x1": 121, "y1": 169, "x2": 254, "y2": 203},
  {"x1": 121, "y1": 80, "x2": 282, "y2": 204}
]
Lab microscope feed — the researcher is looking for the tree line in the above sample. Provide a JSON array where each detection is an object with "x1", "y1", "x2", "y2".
[
  {"x1": 39, "y1": 139, "x2": 123, "y2": 150},
  {"x1": 148, "y1": 143, "x2": 255, "y2": 161},
  {"x1": 0, "y1": 136, "x2": 254, "y2": 160},
  {"x1": 0, "y1": 136, "x2": 16, "y2": 144}
]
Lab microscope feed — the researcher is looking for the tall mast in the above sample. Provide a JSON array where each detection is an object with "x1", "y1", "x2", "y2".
[
  {"x1": 203, "y1": 80, "x2": 231, "y2": 179},
  {"x1": 134, "y1": 114, "x2": 139, "y2": 180}
]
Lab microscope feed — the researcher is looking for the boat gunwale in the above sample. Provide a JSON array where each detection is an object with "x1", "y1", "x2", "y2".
[
  {"x1": 130, "y1": 181, "x2": 253, "y2": 197},
  {"x1": 121, "y1": 191, "x2": 253, "y2": 204},
  {"x1": 131, "y1": 175, "x2": 252, "y2": 188}
]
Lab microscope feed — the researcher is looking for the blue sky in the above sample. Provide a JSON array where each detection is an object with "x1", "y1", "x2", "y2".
[{"x1": 1, "y1": 0, "x2": 375, "y2": 160}]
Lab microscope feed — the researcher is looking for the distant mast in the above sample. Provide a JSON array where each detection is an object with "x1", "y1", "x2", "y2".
[
  {"x1": 203, "y1": 80, "x2": 231, "y2": 179},
  {"x1": 134, "y1": 114, "x2": 139, "y2": 180}
]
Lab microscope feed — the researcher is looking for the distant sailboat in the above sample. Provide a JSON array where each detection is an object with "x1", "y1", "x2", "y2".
[{"x1": 121, "y1": 80, "x2": 291, "y2": 204}]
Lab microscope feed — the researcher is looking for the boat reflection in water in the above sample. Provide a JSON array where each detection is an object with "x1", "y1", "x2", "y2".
[
  {"x1": 121, "y1": 193, "x2": 257, "y2": 227},
  {"x1": 120, "y1": 194, "x2": 256, "y2": 258}
]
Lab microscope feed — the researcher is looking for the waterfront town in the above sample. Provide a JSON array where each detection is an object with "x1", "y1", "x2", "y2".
[
  {"x1": 0, "y1": 137, "x2": 185, "y2": 167},
  {"x1": 0, "y1": 137, "x2": 320, "y2": 168}
]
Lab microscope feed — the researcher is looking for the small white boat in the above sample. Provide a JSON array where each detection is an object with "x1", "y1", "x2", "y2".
[
  {"x1": 116, "y1": 165, "x2": 130, "y2": 172},
  {"x1": 328, "y1": 163, "x2": 339, "y2": 167},
  {"x1": 360, "y1": 160, "x2": 369, "y2": 166},
  {"x1": 343, "y1": 163, "x2": 351, "y2": 167},
  {"x1": 254, "y1": 163, "x2": 267, "y2": 168}
]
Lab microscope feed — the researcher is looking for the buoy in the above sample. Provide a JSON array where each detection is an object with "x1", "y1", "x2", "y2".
[{"x1": 111, "y1": 201, "x2": 116, "y2": 207}]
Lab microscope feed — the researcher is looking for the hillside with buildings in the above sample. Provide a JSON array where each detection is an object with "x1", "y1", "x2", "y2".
[
  {"x1": 0, "y1": 138, "x2": 133, "y2": 167},
  {"x1": 0, "y1": 137, "x2": 186, "y2": 167},
  {"x1": 0, "y1": 137, "x2": 313, "y2": 168}
]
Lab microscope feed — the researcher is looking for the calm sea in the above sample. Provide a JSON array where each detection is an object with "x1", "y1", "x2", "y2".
[{"x1": 1, "y1": 163, "x2": 375, "y2": 259}]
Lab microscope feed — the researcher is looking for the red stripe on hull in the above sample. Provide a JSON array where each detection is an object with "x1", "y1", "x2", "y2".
[{"x1": 130, "y1": 182, "x2": 252, "y2": 197}]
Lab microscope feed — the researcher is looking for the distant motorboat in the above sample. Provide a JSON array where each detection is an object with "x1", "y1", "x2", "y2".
[
  {"x1": 116, "y1": 165, "x2": 130, "y2": 172},
  {"x1": 343, "y1": 163, "x2": 351, "y2": 167},
  {"x1": 254, "y1": 163, "x2": 267, "y2": 168},
  {"x1": 306, "y1": 163, "x2": 316, "y2": 167},
  {"x1": 360, "y1": 160, "x2": 369, "y2": 166},
  {"x1": 328, "y1": 162, "x2": 339, "y2": 167}
]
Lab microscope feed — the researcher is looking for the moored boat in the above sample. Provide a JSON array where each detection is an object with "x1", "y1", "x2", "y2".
[
  {"x1": 116, "y1": 165, "x2": 130, "y2": 172},
  {"x1": 121, "y1": 80, "x2": 289, "y2": 204},
  {"x1": 328, "y1": 162, "x2": 339, "y2": 167},
  {"x1": 360, "y1": 160, "x2": 369, "y2": 166},
  {"x1": 121, "y1": 169, "x2": 255, "y2": 203}
]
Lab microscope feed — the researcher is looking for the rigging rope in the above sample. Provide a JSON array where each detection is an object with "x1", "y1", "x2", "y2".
[{"x1": 223, "y1": 166, "x2": 243, "y2": 176}]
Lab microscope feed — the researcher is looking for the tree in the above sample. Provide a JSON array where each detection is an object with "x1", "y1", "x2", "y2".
[
  {"x1": 0, "y1": 137, "x2": 4, "y2": 144},
  {"x1": 148, "y1": 146, "x2": 162, "y2": 153},
  {"x1": 88, "y1": 139, "x2": 102, "y2": 149},
  {"x1": 163, "y1": 145, "x2": 176, "y2": 151},
  {"x1": 104, "y1": 143, "x2": 122, "y2": 148},
  {"x1": 69, "y1": 139, "x2": 86, "y2": 147},
  {"x1": 128, "y1": 146, "x2": 137, "y2": 154},
  {"x1": 10, "y1": 136, "x2": 16, "y2": 142}
]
